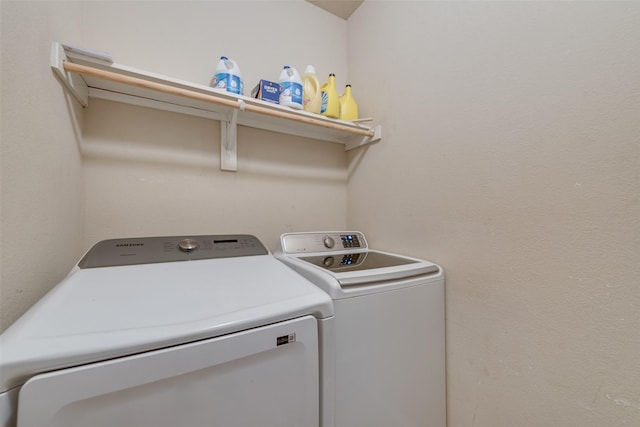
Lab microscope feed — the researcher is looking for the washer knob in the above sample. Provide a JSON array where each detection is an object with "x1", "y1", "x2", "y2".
[
  {"x1": 178, "y1": 238, "x2": 199, "y2": 252},
  {"x1": 323, "y1": 235, "x2": 335, "y2": 249}
]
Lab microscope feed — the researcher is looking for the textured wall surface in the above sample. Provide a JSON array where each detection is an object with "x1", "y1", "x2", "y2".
[
  {"x1": 1, "y1": 1, "x2": 84, "y2": 331},
  {"x1": 347, "y1": 2, "x2": 640, "y2": 426}
]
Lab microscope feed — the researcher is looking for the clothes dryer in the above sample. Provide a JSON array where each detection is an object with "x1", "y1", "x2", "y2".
[
  {"x1": 0, "y1": 235, "x2": 334, "y2": 427},
  {"x1": 275, "y1": 231, "x2": 445, "y2": 427}
]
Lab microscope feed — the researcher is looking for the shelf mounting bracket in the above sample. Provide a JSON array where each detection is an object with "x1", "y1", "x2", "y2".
[
  {"x1": 344, "y1": 125, "x2": 382, "y2": 151},
  {"x1": 221, "y1": 102, "x2": 241, "y2": 172},
  {"x1": 50, "y1": 42, "x2": 89, "y2": 106}
]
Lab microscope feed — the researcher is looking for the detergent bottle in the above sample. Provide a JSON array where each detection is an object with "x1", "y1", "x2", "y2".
[
  {"x1": 320, "y1": 73, "x2": 340, "y2": 119},
  {"x1": 339, "y1": 84, "x2": 359, "y2": 121},
  {"x1": 211, "y1": 56, "x2": 244, "y2": 95},
  {"x1": 279, "y1": 66, "x2": 303, "y2": 109},
  {"x1": 302, "y1": 65, "x2": 322, "y2": 114}
]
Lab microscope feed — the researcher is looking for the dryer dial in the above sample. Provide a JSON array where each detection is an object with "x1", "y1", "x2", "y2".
[{"x1": 178, "y1": 238, "x2": 199, "y2": 252}]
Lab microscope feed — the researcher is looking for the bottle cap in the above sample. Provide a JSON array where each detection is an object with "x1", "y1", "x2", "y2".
[{"x1": 305, "y1": 65, "x2": 316, "y2": 74}]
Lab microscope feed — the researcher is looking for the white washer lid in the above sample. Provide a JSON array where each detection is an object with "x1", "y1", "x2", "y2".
[
  {"x1": 274, "y1": 249, "x2": 443, "y2": 300},
  {"x1": 0, "y1": 254, "x2": 333, "y2": 393},
  {"x1": 295, "y1": 250, "x2": 440, "y2": 285},
  {"x1": 275, "y1": 232, "x2": 443, "y2": 298}
]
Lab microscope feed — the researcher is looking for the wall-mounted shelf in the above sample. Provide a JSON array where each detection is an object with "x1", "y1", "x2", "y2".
[{"x1": 51, "y1": 42, "x2": 382, "y2": 171}]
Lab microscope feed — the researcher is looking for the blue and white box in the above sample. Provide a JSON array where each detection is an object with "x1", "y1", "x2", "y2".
[{"x1": 251, "y1": 80, "x2": 280, "y2": 104}]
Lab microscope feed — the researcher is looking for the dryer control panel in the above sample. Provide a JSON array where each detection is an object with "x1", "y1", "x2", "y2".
[
  {"x1": 79, "y1": 235, "x2": 268, "y2": 268},
  {"x1": 280, "y1": 231, "x2": 368, "y2": 254}
]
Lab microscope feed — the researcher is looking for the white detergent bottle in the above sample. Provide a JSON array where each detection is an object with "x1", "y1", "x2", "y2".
[
  {"x1": 211, "y1": 56, "x2": 244, "y2": 95},
  {"x1": 279, "y1": 66, "x2": 303, "y2": 109},
  {"x1": 302, "y1": 65, "x2": 321, "y2": 114}
]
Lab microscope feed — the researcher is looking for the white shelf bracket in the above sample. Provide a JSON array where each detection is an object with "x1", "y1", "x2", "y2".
[
  {"x1": 50, "y1": 42, "x2": 89, "y2": 106},
  {"x1": 221, "y1": 105, "x2": 240, "y2": 172},
  {"x1": 344, "y1": 124, "x2": 383, "y2": 151}
]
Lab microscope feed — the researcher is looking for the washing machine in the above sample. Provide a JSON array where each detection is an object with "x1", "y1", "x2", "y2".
[
  {"x1": 0, "y1": 234, "x2": 335, "y2": 427},
  {"x1": 274, "y1": 231, "x2": 446, "y2": 427}
]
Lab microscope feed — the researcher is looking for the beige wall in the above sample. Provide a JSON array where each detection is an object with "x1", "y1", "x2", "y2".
[
  {"x1": 81, "y1": 100, "x2": 348, "y2": 249},
  {"x1": 1, "y1": 1, "x2": 84, "y2": 331},
  {"x1": 347, "y1": 2, "x2": 640, "y2": 426}
]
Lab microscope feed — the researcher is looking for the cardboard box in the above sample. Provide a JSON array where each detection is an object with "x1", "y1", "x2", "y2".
[{"x1": 251, "y1": 80, "x2": 280, "y2": 104}]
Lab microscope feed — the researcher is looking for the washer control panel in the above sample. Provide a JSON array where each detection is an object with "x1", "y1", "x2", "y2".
[
  {"x1": 79, "y1": 234, "x2": 268, "y2": 268},
  {"x1": 281, "y1": 231, "x2": 367, "y2": 254}
]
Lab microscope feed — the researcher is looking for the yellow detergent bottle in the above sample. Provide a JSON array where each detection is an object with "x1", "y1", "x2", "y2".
[
  {"x1": 339, "y1": 84, "x2": 359, "y2": 121},
  {"x1": 302, "y1": 65, "x2": 322, "y2": 114},
  {"x1": 320, "y1": 74, "x2": 340, "y2": 119}
]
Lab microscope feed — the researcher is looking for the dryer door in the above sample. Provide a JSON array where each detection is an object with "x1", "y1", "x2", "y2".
[{"x1": 17, "y1": 316, "x2": 319, "y2": 427}]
